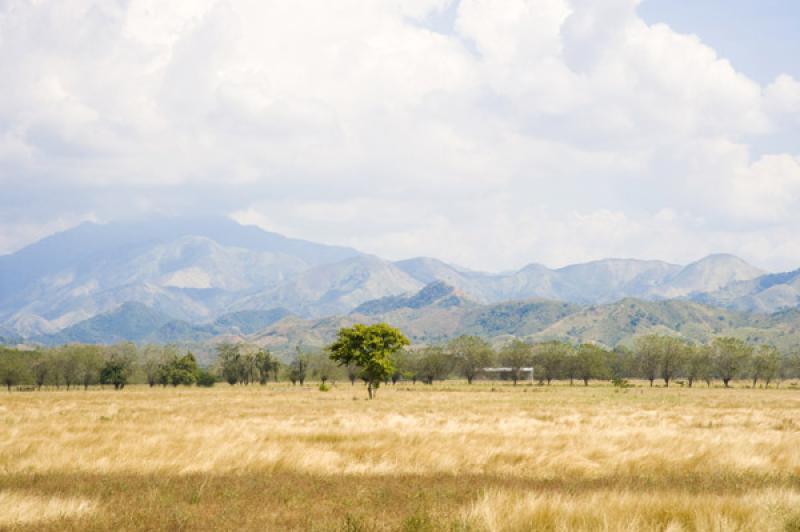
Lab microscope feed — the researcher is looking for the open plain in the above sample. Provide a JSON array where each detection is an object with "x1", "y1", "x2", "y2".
[{"x1": 1, "y1": 383, "x2": 799, "y2": 531}]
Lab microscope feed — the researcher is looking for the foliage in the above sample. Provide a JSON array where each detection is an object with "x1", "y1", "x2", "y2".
[
  {"x1": 195, "y1": 369, "x2": 216, "y2": 387},
  {"x1": 574, "y1": 343, "x2": 609, "y2": 386},
  {"x1": 328, "y1": 323, "x2": 410, "y2": 399},
  {"x1": 288, "y1": 351, "x2": 309, "y2": 385},
  {"x1": 499, "y1": 338, "x2": 531, "y2": 385},
  {"x1": 532, "y1": 341, "x2": 572, "y2": 385},
  {"x1": 685, "y1": 345, "x2": 714, "y2": 387},
  {"x1": 217, "y1": 343, "x2": 243, "y2": 385},
  {"x1": 255, "y1": 349, "x2": 277, "y2": 385},
  {"x1": 0, "y1": 347, "x2": 31, "y2": 391},
  {"x1": 99, "y1": 343, "x2": 135, "y2": 390},
  {"x1": 415, "y1": 346, "x2": 453, "y2": 384},
  {"x1": 711, "y1": 337, "x2": 754, "y2": 387},
  {"x1": 447, "y1": 335, "x2": 494, "y2": 384},
  {"x1": 751, "y1": 345, "x2": 781, "y2": 387}
]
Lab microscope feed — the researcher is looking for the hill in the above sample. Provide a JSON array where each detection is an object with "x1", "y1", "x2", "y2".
[
  {"x1": 531, "y1": 298, "x2": 750, "y2": 347},
  {"x1": 36, "y1": 302, "x2": 293, "y2": 346},
  {"x1": 0, "y1": 217, "x2": 359, "y2": 334},
  {"x1": 695, "y1": 269, "x2": 800, "y2": 313},
  {"x1": 0, "y1": 216, "x2": 780, "y2": 338}
]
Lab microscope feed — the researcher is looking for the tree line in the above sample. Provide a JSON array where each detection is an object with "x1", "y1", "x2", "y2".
[
  {"x1": 2, "y1": 332, "x2": 800, "y2": 392},
  {"x1": 0, "y1": 342, "x2": 339, "y2": 391},
  {"x1": 0, "y1": 343, "x2": 218, "y2": 391},
  {"x1": 396, "y1": 335, "x2": 800, "y2": 388}
]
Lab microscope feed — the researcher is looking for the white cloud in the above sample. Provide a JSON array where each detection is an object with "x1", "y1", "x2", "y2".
[{"x1": 1, "y1": 0, "x2": 799, "y2": 272}]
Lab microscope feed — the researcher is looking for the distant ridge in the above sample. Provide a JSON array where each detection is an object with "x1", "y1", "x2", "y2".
[
  {"x1": 35, "y1": 302, "x2": 294, "y2": 346},
  {"x1": 0, "y1": 216, "x2": 784, "y2": 339}
]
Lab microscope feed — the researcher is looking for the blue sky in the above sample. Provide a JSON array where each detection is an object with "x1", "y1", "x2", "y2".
[
  {"x1": 0, "y1": 0, "x2": 799, "y2": 272},
  {"x1": 639, "y1": 0, "x2": 800, "y2": 84}
]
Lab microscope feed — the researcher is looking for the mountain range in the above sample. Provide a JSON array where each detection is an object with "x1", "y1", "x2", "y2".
[{"x1": 3, "y1": 216, "x2": 800, "y2": 353}]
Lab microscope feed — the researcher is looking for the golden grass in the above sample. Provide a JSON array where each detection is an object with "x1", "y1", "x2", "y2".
[
  {"x1": 1, "y1": 382, "x2": 799, "y2": 530},
  {"x1": 0, "y1": 491, "x2": 94, "y2": 527}
]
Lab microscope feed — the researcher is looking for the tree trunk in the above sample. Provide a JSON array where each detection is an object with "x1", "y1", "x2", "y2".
[
  {"x1": 687, "y1": 377, "x2": 694, "y2": 388},
  {"x1": 752, "y1": 377, "x2": 757, "y2": 388},
  {"x1": 723, "y1": 378, "x2": 731, "y2": 388},
  {"x1": 467, "y1": 376, "x2": 473, "y2": 385},
  {"x1": 367, "y1": 383, "x2": 374, "y2": 400},
  {"x1": 664, "y1": 377, "x2": 670, "y2": 387},
  {"x1": 583, "y1": 378, "x2": 589, "y2": 386},
  {"x1": 649, "y1": 378, "x2": 654, "y2": 387}
]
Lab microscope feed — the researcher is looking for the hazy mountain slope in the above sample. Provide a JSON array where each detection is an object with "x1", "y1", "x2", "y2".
[
  {"x1": 34, "y1": 302, "x2": 294, "y2": 346},
  {"x1": 0, "y1": 215, "x2": 777, "y2": 337},
  {"x1": 353, "y1": 281, "x2": 473, "y2": 315},
  {"x1": 212, "y1": 309, "x2": 293, "y2": 335},
  {"x1": 349, "y1": 282, "x2": 478, "y2": 343},
  {"x1": 533, "y1": 298, "x2": 750, "y2": 347},
  {"x1": 395, "y1": 255, "x2": 761, "y2": 304},
  {"x1": 552, "y1": 259, "x2": 681, "y2": 302},
  {"x1": 0, "y1": 326, "x2": 22, "y2": 345},
  {"x1": 251, "y1": 286, "x2": 582, "y2": 352},
  {"x1": 251, "y1": 314, "x2": 367, "y2": 353},
  {"x1": 27, "y1": 288, "x2": 800, "y2": 356},
  {"x1": 649, "y1": 254, "x2": 764, "y2": 299},
  {"x1": 235, "y1": 255, "x2": 424, "y2": 318},
  {"x1": 393, "y1": 258, "x2": 498, "y2": 302},
  {"x1": 0, "y1": 217, "x2": 360, "y2": 334},
  {"x1": 459, "y1": 299, "x2": 581, "y2": 337},
  {"x1": 694, "y1": 269, "x2": 800, "y2": 313},
  {"x1": 36, "y1": 302, "x2": 175, "y2": 345}
]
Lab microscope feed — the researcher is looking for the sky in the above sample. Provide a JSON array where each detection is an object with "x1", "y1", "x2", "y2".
[{"x1": 1, "y1": 0, "x2": 799, "y2": 272}]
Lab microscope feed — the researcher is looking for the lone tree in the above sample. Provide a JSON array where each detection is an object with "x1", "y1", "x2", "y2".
[{"x1": 328, "y1": 323, "x2": 409, "y2": 399}]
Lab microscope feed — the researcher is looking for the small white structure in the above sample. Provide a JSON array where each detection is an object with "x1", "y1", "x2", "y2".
[{"x1": 482, "y1": 367, "x2": 534, "y2": 382}]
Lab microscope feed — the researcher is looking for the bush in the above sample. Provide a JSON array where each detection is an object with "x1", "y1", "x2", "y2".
[
  {"x1": 319, "y1": 382, "x2": 331, "y2": 392},
  {"x1": 612, "y1": 377, "x2": 632, "y2": 388},
  {"x1": 196, "y1": 370, "x2": 216, "y2": 387}
]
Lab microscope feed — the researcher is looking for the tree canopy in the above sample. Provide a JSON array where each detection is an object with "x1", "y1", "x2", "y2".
[{"x1": 328, "y1": 323, "x2": 409, "y2": 399}]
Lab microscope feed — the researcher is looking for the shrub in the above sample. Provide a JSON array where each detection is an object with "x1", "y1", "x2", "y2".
[
  {"x1": 196, "y1": 370, "x2": 216, "y2": 387},
  {"x1": 612, "y1": 377, "x2": 632, "y2": 388}
]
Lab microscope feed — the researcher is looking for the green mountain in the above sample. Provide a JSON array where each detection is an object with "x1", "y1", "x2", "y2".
[
  {"x1": 35, "y1": 302, "x2": 294, "y2": 346},
  {"x1": 212, "y1": 309, "x2": 293, "y2": 335},
  {"x1": 529, "y1": 298, "x2": 750, "y2": 347},
  {"x1": 353, "y1": 281, "x2": 471, "y2": 314},
  {"x1": 247, "y1": 289, "x2": 800, "y2": 354},
  {"x1": 37, "y1": 302, "x2": 174, "y2": 344}
]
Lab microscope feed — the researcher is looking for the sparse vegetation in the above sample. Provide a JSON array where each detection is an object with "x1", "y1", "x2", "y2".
[
  {"x1": 1, "y1": 383, "x2": 799, "y2": 530},
  {"x1": 2, "y1": 329, "x2": 800, "y2": 529}
]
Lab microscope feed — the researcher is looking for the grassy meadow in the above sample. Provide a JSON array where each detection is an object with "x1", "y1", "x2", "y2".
[{"x1": 1, "y1": 382, "x2": 799, "y2": 531}]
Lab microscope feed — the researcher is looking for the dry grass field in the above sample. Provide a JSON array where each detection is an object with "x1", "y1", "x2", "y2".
[{"x1": 1, "y1": 382, "x2": 799, "y2": 531}]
